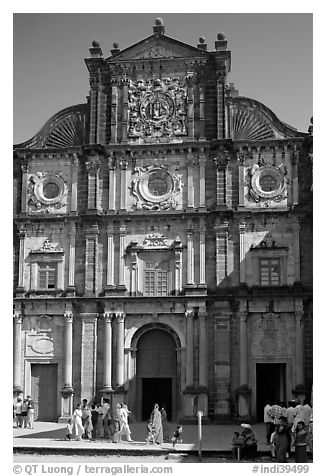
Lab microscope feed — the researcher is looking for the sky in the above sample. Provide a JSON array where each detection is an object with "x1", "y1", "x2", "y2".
[{"x1": 13, "y1": 13, "x2": 312, "y2": 144}]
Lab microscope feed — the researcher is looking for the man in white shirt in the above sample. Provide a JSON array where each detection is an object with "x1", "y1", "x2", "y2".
[{"x1": 264, "y1": 399, "x2": 274, "y2": 444}]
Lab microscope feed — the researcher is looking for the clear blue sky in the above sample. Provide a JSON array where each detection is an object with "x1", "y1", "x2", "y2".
[{"x1": 13, "y1": 13, "x2": 312, "y2": 144}]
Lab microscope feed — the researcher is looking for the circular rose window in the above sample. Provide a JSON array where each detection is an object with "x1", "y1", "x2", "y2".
[
  {"x1": 139, "y1": 168, "x2": 174, "y2": 203},
  {"x1": 251, "y1": 166, "x2": 284, "y2": 199},
  {"x1": 35, "y1": 174, "x2": 66, "y2": 205}
]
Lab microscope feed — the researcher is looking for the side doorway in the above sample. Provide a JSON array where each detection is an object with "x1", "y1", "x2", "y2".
[
  {"x1": 31, "y1": 363, "x2": 58, "y2": 421},
  {"x1": 256, "y1": 362, "x2": 286, "y2": 421}
]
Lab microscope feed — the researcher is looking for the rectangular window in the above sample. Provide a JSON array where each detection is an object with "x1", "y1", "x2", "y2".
[
  {"x1": 144, "y1": 269, "x2": 169, "y2": 296},
  {"x1": 259, "y1": 258, "x2": 281, "y2": 286},
  {"x1": 38, "y1": 263, "x2": 57, "y2": 290}
]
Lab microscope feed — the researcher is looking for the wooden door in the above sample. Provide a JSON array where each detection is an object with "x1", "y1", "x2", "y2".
[{"x1": 31, "y1": 364, "x2": 58, "y2": 421}]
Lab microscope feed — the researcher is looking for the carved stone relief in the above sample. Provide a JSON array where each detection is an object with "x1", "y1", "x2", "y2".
[
  {"x1": 245, "y1": 164, "x2": 287, "y2": 207},
  {"x1": 128, "y1": 78, "x2": 188, "y2": 142},
  {"x1": 130, "y1": 165, "x2": 182, "y2": 210},
  {"x1": 27, "y1": 172, "x2": 68, "y2": 213}
]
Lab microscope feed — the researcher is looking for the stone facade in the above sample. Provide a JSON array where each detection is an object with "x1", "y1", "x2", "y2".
[{"x1": 13, "y1": 18, "x2": 312, "y2": 422}]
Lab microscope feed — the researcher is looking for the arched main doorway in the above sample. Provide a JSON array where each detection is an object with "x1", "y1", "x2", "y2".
[{"x1": 136, "y1": 328, "x2": 177, "y2": 421}]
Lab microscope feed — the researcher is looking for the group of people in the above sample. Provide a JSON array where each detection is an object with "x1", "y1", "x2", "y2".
[
  {"x1": 68, "y1": 399, "x2": 132, "y2": 442},
  {"x1": 232, "y1": 424, "x2": 259, "y2": 461},
  {"x1": 67, "y1": 400, "x2": 180, "y2": 446},
  {"x1": 13, "y1": 395, "x2": 35, "y2": 429},
  {"x1": 264, "y1": 398, "x2": 313, "y2": 462}
]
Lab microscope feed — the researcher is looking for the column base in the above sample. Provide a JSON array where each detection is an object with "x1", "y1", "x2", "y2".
[
  {"x1": 66, "y1": 286, "x2": 76, "y2": 297},
  {"x1": 236, "y1": 385, "x2": 251, "y2": 418},
  {"x1": 59, "y1": 387, "x2": 74, "y2": 422},
  {"x1": 15, "y1": 287, "x2": 25, "y2": 297},
  {"x1": 13, "y1": 386, "x2": 23, "y2": 397},
  {"x1": 115, "y1": 285, "x2": 127, "y2": 295},
  {"x1": 104, "y1": 285, "x2": 117, "y2": 296},
  {"x1": 111, "y1": 387, "x2": 126, "y2": 408}
]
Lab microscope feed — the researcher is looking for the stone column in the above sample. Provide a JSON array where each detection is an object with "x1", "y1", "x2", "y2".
[
  {"x1": 187, "y1": 153, "x2": 194, "y2": 209},
  {"x1": 102, "y1": 312, "x2": 113, "y2": 391},
  {"x1": 63, "y1": 310, "x2": 74, "y2": 392},
  {"x1": 216, "y1": 72, "x2": 226, "y2": 139},
  {"x1": 89, "y1": 87, "x2": 98, "y2": 144},
  {"x1": 130, "y1": 249, "x2": 138, "y2": 296},
  {"x1": 237, "y1": 152, "x2": 245, "y2": 207},
  {"x1": 20, "y1": 159, "x2": 28, "y2": 214},
  {"x1": 121, "y1": 78, "x2": 129, "y2": 143},
  {"x1": 199, "y1": 155, "x2": 206, "y2": 208},
  {"x1": 293, "y1": 218, "x2": 301, "y2": 282},
  {"x1": 198, "y1": 310, "x2": 207, "y2": 387},
  {"x1": 239, "y1": 221, "x2": 246, "y2": 284},
  {"x1": 59, "y1": 309, "x2": 74, "y2": 421},
  {"x1": 174, "y1": 237, "x2": 183, "y2": 294},
  {"x1": 199, "y1": 83, "x2": 205, "y2": 140},
  {"x1": 186, "y1": 221, "x2": 195, "y2": 286},
  {"x1": 292, "y1": 147, "x2": 299, "y2": 205},
  {"x1": 85, "y1": 224, "x2": 99, "y2": 296},
  {"x1": 13, "y1": 311, "x2": 23, "y2": 393},
  {"x1": 67, "y1": 223, "x2": 76, "y2": 293},
  {"x1": 186, "y1": 73, "x2": 194, "y2": 139},
  {"x1": 86, "y1": 157, "x2": 101, "y2": 212},
  {"x1": 295, "y1": 310, "x2": 304, "y2": 385},
  {"x1": 215, "y1": 222, "x2": 229, "y2": 286},
  {"x1": 17, "y1": 228, "x2": 26, "y2": 292},
  {"x1": 118, "y1": 223, "x2": 127, "y2": 291},
  {"x1": 70, "y1": 154, "x2": 79, "y2": 213},
  {"x1": 120, "y1": 159, "x2": 127, "y2": 210},
  {"x1": 199, "y1": 218, "x2": 206, "y2": 286},
  {"x1": 108, "y1": 157, "x2": 117, "y2": 211},
  {"x1": 105, "y1": 224, "x2": 115, "y2": 291},
  {"x1": 116, "y1": 313, "x2": 125, "y2": 387},
  {"x1": 110, "y1": 78, "x2": 118, "y2": 143},
  {"x1": 238, "y1": 310, "x2": 250, "y2": 417},
  {"x1": 185, "y1": 310, "x2": 194, "y2": 387},
  {"x1": 30, "y1": 262, "x2": 38, "y2": 291}
]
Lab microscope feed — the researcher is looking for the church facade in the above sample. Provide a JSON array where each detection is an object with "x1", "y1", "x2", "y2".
[{"x1": 13, "y1": 19, "x2": 313, "y2": 423}]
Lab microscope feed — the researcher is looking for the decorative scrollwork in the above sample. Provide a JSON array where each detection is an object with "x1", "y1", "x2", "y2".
[{"x1": 128, "y1": 78, "x2": 188, "y2": 142}]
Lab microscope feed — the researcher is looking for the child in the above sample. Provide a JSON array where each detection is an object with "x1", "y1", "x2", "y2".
[
  {"x1": 66, "y1": 418, "x2": 73, "y2": 441},
  {"x1": 145, "y1": 421, "x2": 156, "y2": 445},
  {"x1": 171, "y1": 425, "x2": 183, "y2": 447},
  {"x1": 232, "y1": 431, "x2": 244, "y2": 460}
]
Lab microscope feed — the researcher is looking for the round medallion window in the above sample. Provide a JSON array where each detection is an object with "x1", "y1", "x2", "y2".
[
  {"x1": 43, "y1": 182, "x2": 60, "y2": 199},
  {"x1": 251, "y1": 166, "x2": 284, "y2": 199},
  {"x1": 259, "y1": 174, "x2": 278, "y2": 192},
  {"x1": 34, "y1": 174, "x2": 66, "y2": 205},
  {"x1": 139, "y1": 168, "x2": 174, "y2": 203},
  {"x1": 148, "y1": 174, "x2": 168, "y2": 196}
]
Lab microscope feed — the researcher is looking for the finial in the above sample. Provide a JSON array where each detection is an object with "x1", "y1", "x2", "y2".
[
  {"x1": 197, "y1": 36, "x2": 207, "y2": 50},
  {"x1": 92, "y1": 39, "x2": 100, "y2": 48},
  {"x1": 153, "y1": 17, "x2": 165, "y2": 34},
  {"x1": 217, "y1": 33, "x2": 226, "y2": 41},
  {"x1": 111, "y1": 42, "x2": 120, "y2": 56}
]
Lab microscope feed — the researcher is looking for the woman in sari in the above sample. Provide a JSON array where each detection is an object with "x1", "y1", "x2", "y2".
[
  {"x1": 160, "y1": 405, "x2": 170, "y2": 442},
  {"x1": 151, "y1": 403, "x2": 163, "y2": 445},
  {"x1": 275, "y1": 416, "x2": 291, "y2": 462},
  {"x1": 72, "y1": 403, "x2": 84, "y2": 441},
  {"x1": 293, "y1": 421, "x2": 310, "y2": 462}
]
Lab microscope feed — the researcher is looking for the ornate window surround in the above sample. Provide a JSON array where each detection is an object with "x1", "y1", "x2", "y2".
[
  {"x1": 250, "y1": 237, "x2": 288, "y2": 287},
  {"x1": 126, "y1": 233, "x2": 183, "y2": 296},
  {"x1": 29, "y1": 239, "x2": 65, "y2": 292}
]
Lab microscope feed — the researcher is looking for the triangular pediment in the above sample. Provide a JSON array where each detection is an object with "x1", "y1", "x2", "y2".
[{"x1": 107, "y1": 34, "x2": 209, "y2": 62}]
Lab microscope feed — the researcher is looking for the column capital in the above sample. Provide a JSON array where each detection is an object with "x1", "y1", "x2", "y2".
[
  {"x1": 238, "y1": 221, "x2": 247, "y2": 232},
  {"x1": 119, "y1": 159, "x2": 128, "y2": 170},
  {"x1": 199, "y1": 155, "x2": 206, "y2": 166},
  {"x1": 239, "y1": 311, "x2": 248, "y2": 323},
  {"x1": 85, "y1": 156, "x2": 101, "y2": 173},
  {"x1": 21, "y1": 158, "x2": 29, "y2": 173},
  {"x1": 18, "y1": 227, "x2": 27, "y2": 238},
  {"x1": 69, "y1": 222, "x2": 77, "y2": 236},
  {"x1": 119, "y1": 224, "x2": 127, "y2": 235},
  {"x1": 102, "y1": 312, "x2": 114, "y2": 323},
  {"x1": 116, "y1": 312, "x2": 125, "y2": 323},
  {"x1": 86, "y1": 224, "x2": 99, "y2": 236},
  {"x1": 295, "y1": 311, "x2": 305, "y2": 324},
  {"x1": 13, "y1": 311, "x2": 23, "y2": 324},
  {"x1": 214, "y1": 222, "x2": 229, "y2": 233},
  {"x1": 198, "y1": 309, "x2": 207, "y2": 319},
  {"x1": 106, "y1": 224, "x2": 115, "y2": 235},
  {"x1": 64, "y1": 311, "x2": 74, "y2": 324},
  {"x1": 185, "y1": 310, "x2": 195, "y2": 319}
]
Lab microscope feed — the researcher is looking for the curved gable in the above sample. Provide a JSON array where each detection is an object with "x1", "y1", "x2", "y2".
[
  {"x1": 14, "y1": 104, "x2": 89, "y2": 150},
  {"x1": 228, "y1": 96, "x2": 307, "y2": 141}
]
